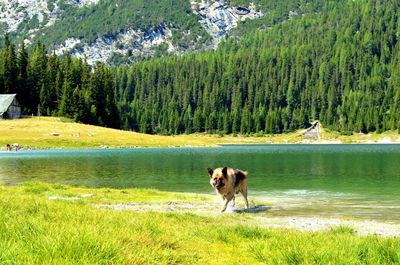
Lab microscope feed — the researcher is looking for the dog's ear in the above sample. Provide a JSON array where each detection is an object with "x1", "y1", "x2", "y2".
[
  {"x1": 222, "y1": 167, "x2": 228, "y2": 177},
  {"x1": 207, "y1": 168, "x2": 214, "y2": 177}
]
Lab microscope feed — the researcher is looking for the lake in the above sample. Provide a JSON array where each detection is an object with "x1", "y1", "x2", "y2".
[{"x1": 1, "y1": 145, "x2": 399, "y2": 221}]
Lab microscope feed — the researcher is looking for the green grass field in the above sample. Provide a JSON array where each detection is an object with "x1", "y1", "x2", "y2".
[
  {"x1": 1, "y1": 118, "x2": 400, "y2": 263},
  {"x1": 0, "y1": 182, "x2": 399, "y2": 264},
  {"x1": 0, "y1": 117, "x2": 298, "y2": 148},
  {"x1": 1, "y1": 117, "x2": 399, "y2": 149}
]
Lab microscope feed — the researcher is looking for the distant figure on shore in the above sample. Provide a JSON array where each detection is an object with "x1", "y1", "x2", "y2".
[
  {"x1": 6, "y1": 144, "x2": 11, "y2": 151},
  {"x1": 12, "y1": 143, "x2": 19, "y2": 151}
]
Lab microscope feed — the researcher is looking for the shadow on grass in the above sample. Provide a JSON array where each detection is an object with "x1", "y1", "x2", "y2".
[{"x1": 232, "y1": 205, "x2": 272, "y2": 213}]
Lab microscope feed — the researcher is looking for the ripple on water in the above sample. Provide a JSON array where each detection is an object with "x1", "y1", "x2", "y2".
[{"x1": 251, "y1": 189, "x2": 400, "y2": 222}]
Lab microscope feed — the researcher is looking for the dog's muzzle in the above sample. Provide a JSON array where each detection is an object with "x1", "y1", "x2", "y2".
[{"x1": 214, "y1": 180, "x2": 224, "y2": 189}]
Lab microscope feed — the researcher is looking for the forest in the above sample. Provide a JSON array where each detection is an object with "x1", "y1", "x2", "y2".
[
  {"x1": 1, "y1": 0, "x2": 399, "y2": 135},
  {"x1": 0, "y1": 37, "x2": 120, "y2": 128}
]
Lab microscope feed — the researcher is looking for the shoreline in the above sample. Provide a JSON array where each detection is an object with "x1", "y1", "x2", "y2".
[
  {"x1": 1, "y1": 142, "x2": 400, "y2": 152},
  {"x1": 1, "y1": 117, "x2": 400, "y2": 149},
  {"x1": 45, "y1": 186, "x2": 400, "y2": 237},
  {"x1": 1, "y1": 182, "x2": 399, "y2": 239},
  {"x1": 96, "y1": 201, "x2": 400, "y2": 237}
]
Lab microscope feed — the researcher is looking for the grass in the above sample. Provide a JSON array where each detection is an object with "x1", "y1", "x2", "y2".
[
  {"x1": 0, "y1": 117, "x2": 296, "y2": 149},
  {"x1": 318, "y1": 126, "x2": 400, "y2": 144},
  {"x1": 1, "y1": 117, "x2": 399, "y2": 149},
  {"x1": 330, "y1": 225, "x2": 356, "y2": 235},
  {"x1": 0, "y1": 182, "x2": 399, "y2": 264}
]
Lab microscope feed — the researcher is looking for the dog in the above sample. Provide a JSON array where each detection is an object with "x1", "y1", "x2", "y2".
[{"x1": 207, "y1": 167, "x2": 249, "y2": 212}]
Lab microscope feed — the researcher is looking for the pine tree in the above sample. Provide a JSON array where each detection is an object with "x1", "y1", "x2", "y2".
[
  {"x1": 16, "y1": 42, "x2": 29, "y2": 113},
  {"x1": 27, "y1": 43, "x2": 47, "y2": 114},
  {"x1": 0, "y1": 35, "x2": 17, "y2": 94}
]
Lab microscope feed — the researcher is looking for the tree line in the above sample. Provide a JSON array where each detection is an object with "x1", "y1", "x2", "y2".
[
  {"x1": 1, "y1": 0, "x2": 400, "y2": 135},
  {"x1": 0, "y1": 36, "x2": 120, "y2": 128}
]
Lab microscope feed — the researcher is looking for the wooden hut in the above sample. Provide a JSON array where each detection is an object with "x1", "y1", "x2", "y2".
[{"x1": 0, "y1": 94, "x2": 21, "y2": 119}]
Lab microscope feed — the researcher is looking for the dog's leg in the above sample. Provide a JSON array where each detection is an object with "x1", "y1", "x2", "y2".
[
  {"x1": 221, "y1": 193, "x2": 234, "y2": 212},
  {"x1": 220, "y1": 196, "x2": 227, "y2": 212},
  {"x1": 241, "y1": 189, "x2": 249, "y2": 209},
  {"x1": 221, "y1": 198, "x2": 229, "y2": 213},
  {"x1": 231, "y1": 196, "x2": 235, "y2": 208}
]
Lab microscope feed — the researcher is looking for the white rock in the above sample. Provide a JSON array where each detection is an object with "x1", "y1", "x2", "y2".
[
  {"x1": 190, "y1": 0, "x2": 264, "y2": 47},
  {"x1": 56, "y1": 24, "x2": 175, "y2": 65},
  {"x1": 67, "y1": 0, "x2": 99, "y2": 8}
]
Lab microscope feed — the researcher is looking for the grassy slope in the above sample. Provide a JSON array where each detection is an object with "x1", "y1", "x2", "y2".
[
  {"x1": 0, "y1": 182, "x2": 399, "y2": 264},
  {"x1": 0, "y1": 117, "x2": 272, "y2": 148},
  {"x1": 1, "y1": 117, "x2": 400, "y2": 149}
]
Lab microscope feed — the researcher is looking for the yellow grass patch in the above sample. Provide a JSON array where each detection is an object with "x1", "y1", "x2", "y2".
[{"x1": 0, "y1": 117, "x2": 301, "y2": 148}]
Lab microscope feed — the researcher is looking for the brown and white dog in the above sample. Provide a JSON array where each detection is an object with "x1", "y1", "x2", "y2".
[{"x1": 207, "y1": 167, "x2": 249, "y2": 212}]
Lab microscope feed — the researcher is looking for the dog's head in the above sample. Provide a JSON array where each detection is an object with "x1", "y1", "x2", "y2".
[{"x1": 207, "y1": 167, "x2": 228, "y2": 190}]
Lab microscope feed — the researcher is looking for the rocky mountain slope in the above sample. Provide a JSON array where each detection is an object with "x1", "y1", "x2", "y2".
[
  {"x1": 0, "y1": 0, "x2": 98, "y2": 34},
  {"x1": 0, "y1": 0, "x2": 264, "y2": 65}
]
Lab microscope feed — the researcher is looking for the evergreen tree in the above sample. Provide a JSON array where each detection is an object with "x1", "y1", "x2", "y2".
[{"x1": 16, "y1": 42, "x2": 29, "y2": 113}]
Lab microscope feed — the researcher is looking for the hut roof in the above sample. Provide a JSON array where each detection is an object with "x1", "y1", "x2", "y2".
[{"x1": 0, "y1": 94, "x2": 17, "y2": 116}]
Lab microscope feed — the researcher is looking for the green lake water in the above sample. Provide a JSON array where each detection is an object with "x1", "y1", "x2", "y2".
[{"x1": 1, "y1": 145, "x2": 399, "y2": 221}]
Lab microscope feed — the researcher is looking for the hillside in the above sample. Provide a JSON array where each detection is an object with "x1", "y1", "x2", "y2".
[
  {"x1": 0, "y1": 117, "x2": 295, "y2": 148},
  {"x1": 0, "y1": 117, "x2": 399, "y2": 149},
  {"x1": 0, "y1": 0, "x2": 247, "y2": 64},
  {"x1": 0, "y1": 0, "x2": 208, "y2": 64},
  {"x1": 0, "y1": 0, "x2": 322, "y2": 65}
]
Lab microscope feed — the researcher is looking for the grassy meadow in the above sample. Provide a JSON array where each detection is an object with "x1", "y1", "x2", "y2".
[
  {"x1": 0, "y1": 117, "x2": 296, "y2": 148},
  {"x1": 0, "y1": 182, "x2": 399, "y2": 264},
  {"x1": 1, "y1": 118, "x2": 400, "y2": 264},
  {"x1": 1, "y1": 117, "x2": 400, "y2": 149}
]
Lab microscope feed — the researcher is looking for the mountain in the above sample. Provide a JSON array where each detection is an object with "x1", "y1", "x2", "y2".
[
  {"x1": 1, "y1": 0, "x2": 269, "y2": 64},
  {"x1": 2, "y1": 0, "x2": 398, "y2": 136}
]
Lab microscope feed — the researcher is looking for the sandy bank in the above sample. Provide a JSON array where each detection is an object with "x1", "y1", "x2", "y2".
[{"x1": 95, "y1": 201, "x2": 400, "y2": 237}]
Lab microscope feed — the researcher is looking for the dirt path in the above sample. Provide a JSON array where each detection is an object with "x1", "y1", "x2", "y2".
[{"x1": 96, "y1": 201, "x2": 400, "y2": 237}]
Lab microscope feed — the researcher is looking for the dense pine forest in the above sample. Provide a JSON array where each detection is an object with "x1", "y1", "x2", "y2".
[
  {"x1": 1, "y1": 0, "x2": 400, "y2": 135},
  {"x1": 0, "y1": 37, "x2": 120, "y2": 128}
]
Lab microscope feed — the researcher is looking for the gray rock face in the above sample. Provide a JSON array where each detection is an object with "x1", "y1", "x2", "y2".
[
  {"x1": 67, "y1": 0, "x2": 99, "y2": 7},
  {"x1": 0, "y1": 0, "x2": 54, "y2": 33},
  {"x1": 56, "y1": 24, "x2": 176, "y2": 65},
  {"x1": 191, "y1": 0, "x2": 263, "y2": 47},
  {"x1": 0, "y1": 0, "x2": 97, "y2": 34}
]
